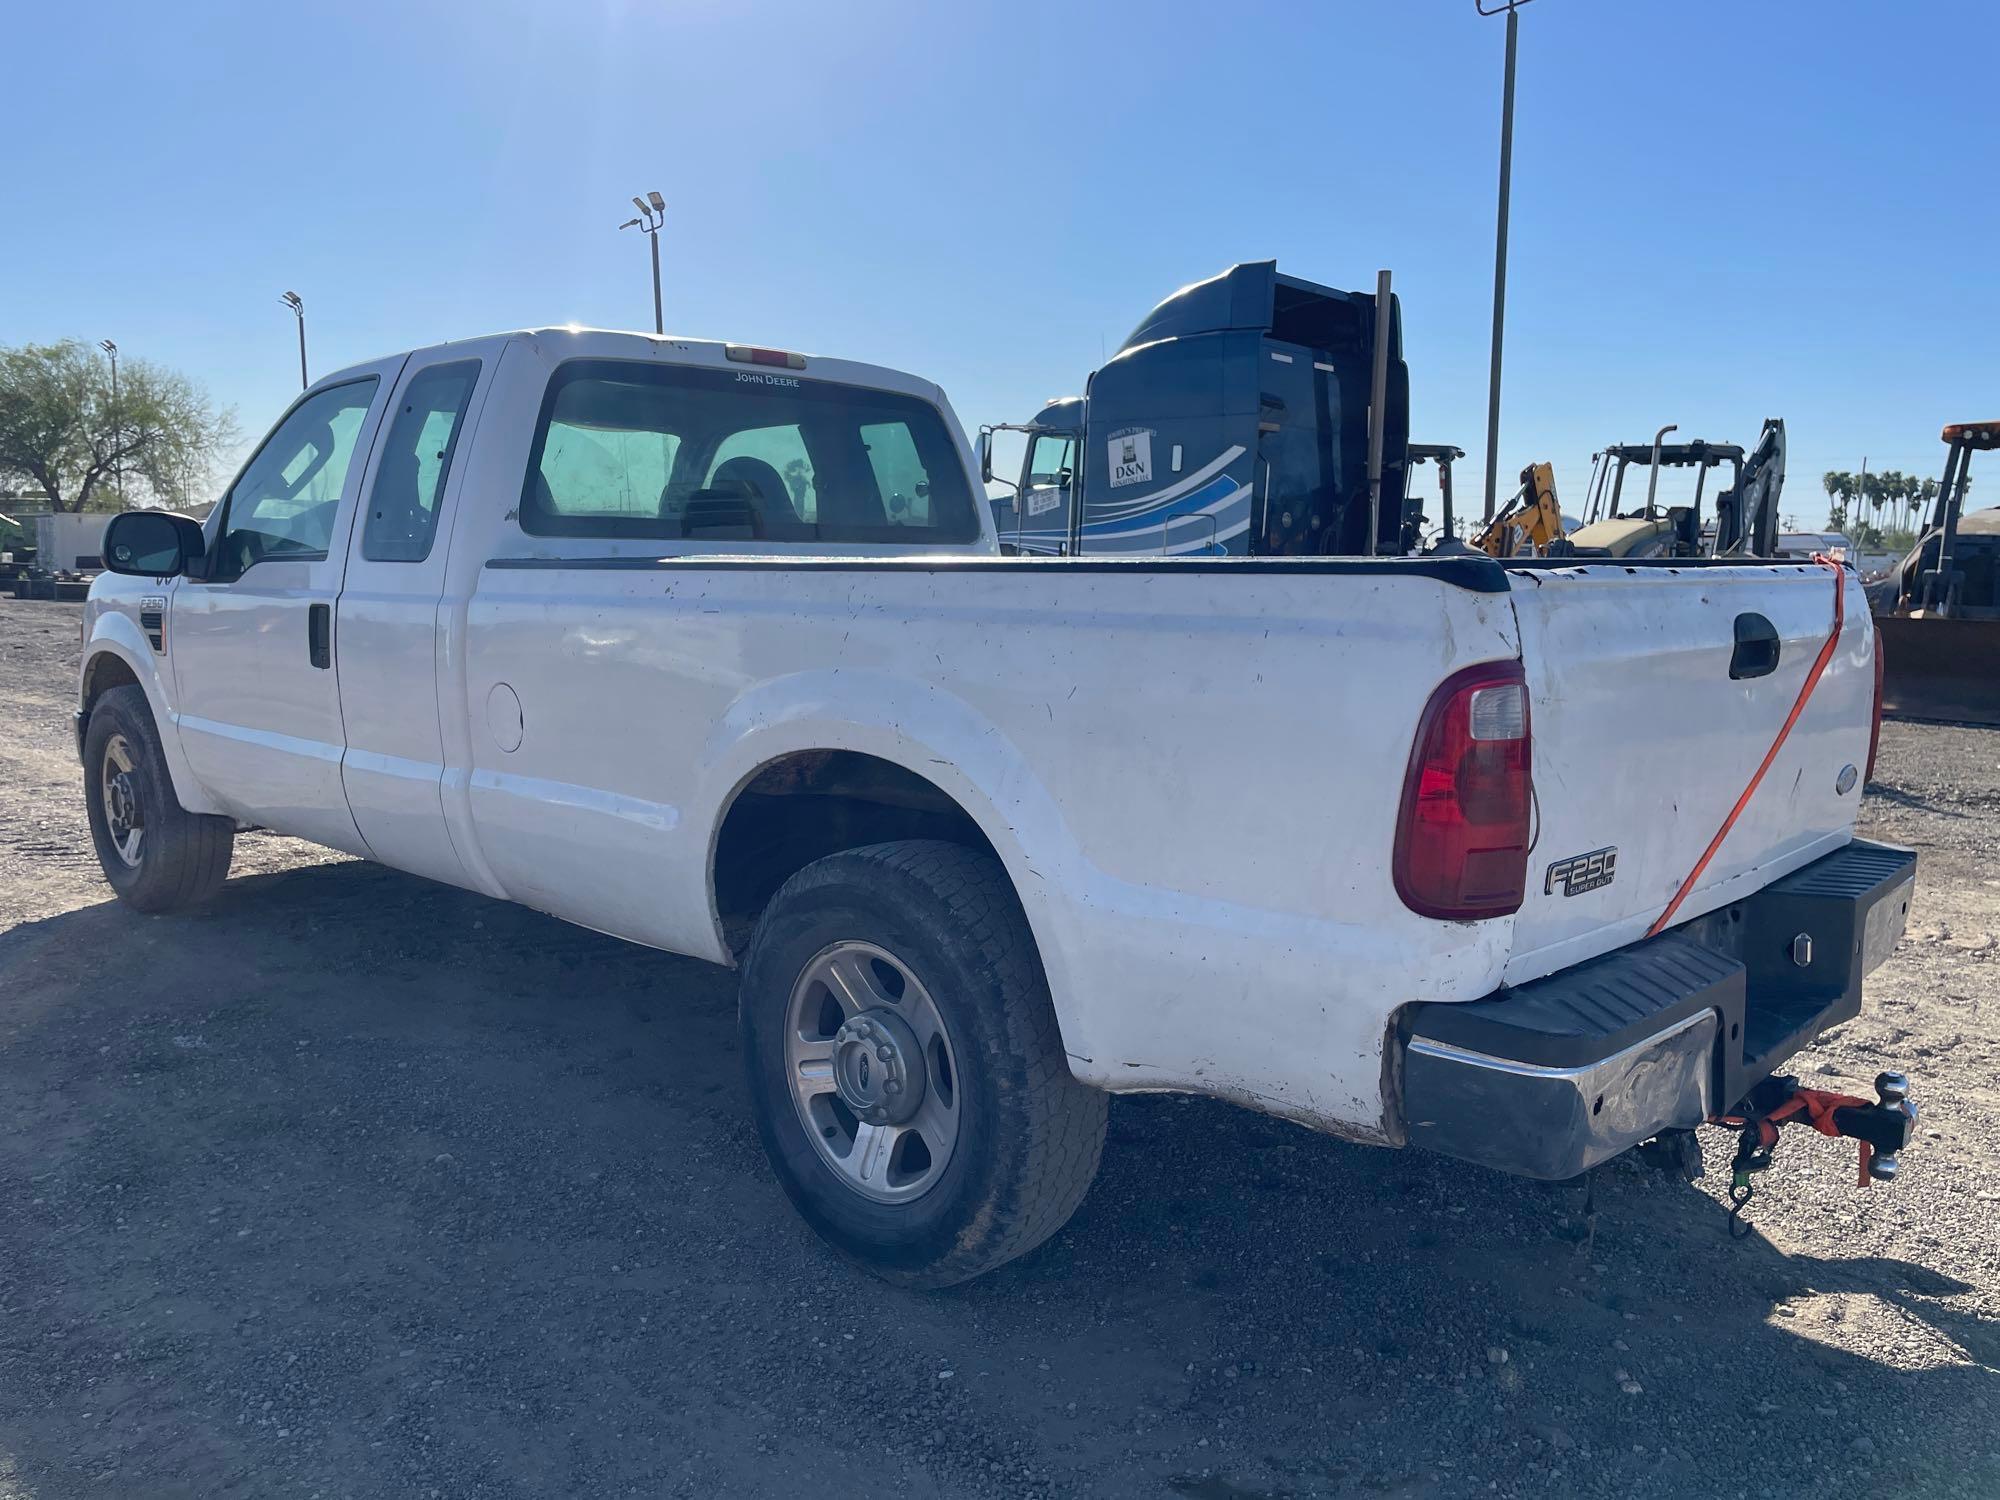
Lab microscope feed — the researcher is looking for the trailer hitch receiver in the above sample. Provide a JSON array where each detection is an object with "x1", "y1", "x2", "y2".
[{"x1": 1709, "y1": 1072, "x2": 1916, "y2": 1237}]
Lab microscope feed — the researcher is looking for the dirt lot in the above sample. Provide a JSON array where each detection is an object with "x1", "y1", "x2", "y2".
[{"x1": 1, "y1": 596, "x2": 1995, "y2": 1499}]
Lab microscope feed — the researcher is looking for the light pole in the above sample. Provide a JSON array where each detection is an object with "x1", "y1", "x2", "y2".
[
  {"x1": 619, "y1": 191, "x2": 667, "y2": 334},
  {"x1": 98, "y1": 339, "x2": 122, "y2": 507},
  {"x1": 1477, "y1": 0, "x2": 1534, "y2": 523},
  {"x1": 280, "y1": 290, "x2": 308, "y2": 390}
]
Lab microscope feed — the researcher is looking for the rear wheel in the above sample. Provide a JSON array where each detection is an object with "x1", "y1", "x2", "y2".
[
  {"x1": 740, "y1": 840, "x2": 1106, "y2": 1287},
  {"x1": 83, "y1": 685, "x2": 234, "y2": 913}
]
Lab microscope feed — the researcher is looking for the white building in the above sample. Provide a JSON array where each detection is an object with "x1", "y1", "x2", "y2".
[{"x1": 35, "y1": 511, "x2": 114, "y2": 571}]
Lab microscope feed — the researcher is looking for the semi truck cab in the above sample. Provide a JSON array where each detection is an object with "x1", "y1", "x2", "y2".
[{"x1": 983, "y1": 262, "x2": 1410, "y2": 556}]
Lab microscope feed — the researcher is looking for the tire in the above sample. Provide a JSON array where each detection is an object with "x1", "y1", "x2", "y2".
[
  {"x1": 740, "y1": 839, "x2": 1107, "y2": 1287},
  {"x1": 83, "y1": 685, "x2": 234, "y2": 913}
]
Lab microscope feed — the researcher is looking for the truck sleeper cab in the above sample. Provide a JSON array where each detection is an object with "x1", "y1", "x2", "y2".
[
  {"x1": 81, "y1": 327, "x2": 1912, "y2": 1287},
  {"x1": 987, "y1": 261, "x2": 1410, "y2": 557}
]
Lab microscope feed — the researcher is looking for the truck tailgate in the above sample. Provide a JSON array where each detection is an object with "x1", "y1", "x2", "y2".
[{"x1": 1503, "y1": 562, "x2": 1875, "y2": 985}]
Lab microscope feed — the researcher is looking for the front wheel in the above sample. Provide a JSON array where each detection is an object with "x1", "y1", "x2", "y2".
[
  {"x1": 739, "y1": 840, "x2": 1107, "y2": 1287},
  {"x1": 83, "y1": 685, "x2": 234, "y2": 913}
]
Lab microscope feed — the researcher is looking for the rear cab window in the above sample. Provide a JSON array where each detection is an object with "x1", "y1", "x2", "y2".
[
  {"x1": 519, "y1": 360, "x2": 978, "y2": 545},
  {"x1": 362, "y1": 360, "x2": 481, "y2": 562}
]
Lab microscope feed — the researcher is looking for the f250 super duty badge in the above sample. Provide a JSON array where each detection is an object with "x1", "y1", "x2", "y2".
[{"x1": 1545, "y1": 847, "x2": 1617, "y2": 897}]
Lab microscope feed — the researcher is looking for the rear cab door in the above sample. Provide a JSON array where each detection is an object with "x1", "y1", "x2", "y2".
[
  {"x1": 332, "y1": 340, "x2": 505, "y2": 887},
  {"x1": 171, "y1": 360, "x2": 403, "y2": 851}
]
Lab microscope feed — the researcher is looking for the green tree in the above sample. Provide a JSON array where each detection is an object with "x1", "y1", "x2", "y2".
[
  {"x1": 0, "y1": 340, "x2": 235, "y2": 512},
  {"x1": 1823, "y1": 470, "x2": 1858, "y2": 534},
  {"x1": 1871, "y1": 471, "x2": 1911, "y2": 534},
  {"x1": 1824, "y1": 470, "x2": 1898, "y2": 550}
]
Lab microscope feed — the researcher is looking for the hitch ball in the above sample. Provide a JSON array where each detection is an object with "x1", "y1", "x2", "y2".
[{"x1": 1867, "y1": 1072, "x2": 1916, "y2": 1183}]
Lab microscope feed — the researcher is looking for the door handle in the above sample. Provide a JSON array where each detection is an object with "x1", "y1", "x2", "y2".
[
  {"x1": 308, "y1": 603, "x2": 332, "y2": 669},
  {"x1": 1730, "y1": 612, "x2": 1780, "y2": 680}
]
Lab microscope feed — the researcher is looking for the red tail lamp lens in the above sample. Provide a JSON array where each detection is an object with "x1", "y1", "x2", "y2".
[{"x1": 1393, "y1": 661, "x2": 1533, "y2": 921}]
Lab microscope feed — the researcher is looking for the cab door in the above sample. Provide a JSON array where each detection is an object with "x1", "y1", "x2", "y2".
[
  {"x1": 332, "y1": 347, "x2": 498, "y2": 887},
  {"x1": 1014, "y1": 431, "x2": 1078, "y2": 554},
  {"x1": 171, "y1": 362, "x2": 402, "y2": 852}
]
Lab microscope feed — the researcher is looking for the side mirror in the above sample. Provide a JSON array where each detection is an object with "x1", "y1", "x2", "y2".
[
  {"x1": 976, "y1": 428, "x2": 995, "y2": 485},
  {"x1": 103, "y1": 511, "x2": 206, "y2": 577}
]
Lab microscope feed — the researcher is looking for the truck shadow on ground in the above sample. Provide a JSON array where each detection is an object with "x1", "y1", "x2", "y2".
[
  {"x1": 1865, "y1": 779, "x2": 1977, "y2": 820},
  {"x1": 1, "y1": 856, "x2": 1994, "y2": 1498}
]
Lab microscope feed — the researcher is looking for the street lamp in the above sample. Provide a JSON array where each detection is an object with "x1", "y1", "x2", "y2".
[
  {"x1": 1477, "y1": 0, "x2": 1535, "y2": 522},
  {"x1": 280, "y1": 290, "x2": 308, "y2": 390},
  {"x1": 619, "y1": 190, "x2": 667, "y2": 334},
  {"x1": 99, "y1": 339, "x2": 122, "y2": 507}
]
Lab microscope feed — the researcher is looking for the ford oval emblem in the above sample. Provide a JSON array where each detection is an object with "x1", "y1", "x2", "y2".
[{"x1": 1835, "y1": 763, "x2": 1859, "y2": 795}]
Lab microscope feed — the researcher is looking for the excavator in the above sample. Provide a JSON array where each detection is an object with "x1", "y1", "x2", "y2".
[
  {"x1": 1871, "y1": 420, "x2": 2000, "y2": 725},
  {"x1": 1473, "y1": 461, "x2": 1569, "y2": 558}
]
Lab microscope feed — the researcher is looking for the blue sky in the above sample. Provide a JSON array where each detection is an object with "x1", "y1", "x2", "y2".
[{"x1": 8, "y1": 0, "x2": 1995, "y2": 528}]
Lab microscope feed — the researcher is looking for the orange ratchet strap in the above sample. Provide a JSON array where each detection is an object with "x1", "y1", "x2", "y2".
[
  {"x1": 1710, "y1": 1086, "x2": 1877, "y2": 1188},
  {"x1": 1646, "y1": 557, "x2": 1849, "y2": 938}
]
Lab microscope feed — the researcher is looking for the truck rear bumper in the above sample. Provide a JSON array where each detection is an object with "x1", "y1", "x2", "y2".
[{"x1": 1398, "y1": 839, "x2": 1917, "y2": 1181}]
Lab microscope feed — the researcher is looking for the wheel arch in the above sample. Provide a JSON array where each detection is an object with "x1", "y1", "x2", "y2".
[
  {"x1": 80, "y1": 648, "x2": 142, "y2": 715},
  {"x1": 78, "y1": 626, "x2": 223, "y2": 816},
  {"x1": 699, "y1": 674, "x2": 1089, "y2": 1055},
  {"x1": 710, "y1": 749, "x2": 1005, "y2": 936}
]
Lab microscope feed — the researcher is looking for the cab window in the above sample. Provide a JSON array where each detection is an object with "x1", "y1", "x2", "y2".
[
  {"x1": 706, "y1": 424, "x2": 817, "y2": 524},
  {"x1": 1026, "y1": 433, "x2": 1075, "y2": 489},
  {"x1": 212, "y1": 379, "x2": 379, "y2": 580},
  {"x1": 360, "y1": 361, "x2": 481, "y2": 562},
  {"x1": 535, "y1": 380, "x2": 684, "y2": 527},
  {"x1": 520, "y1": 360, "x2": 978, "y2": 544},
  {"x1": 860, "y1": 421, "x2": 935, "y2": 527}
]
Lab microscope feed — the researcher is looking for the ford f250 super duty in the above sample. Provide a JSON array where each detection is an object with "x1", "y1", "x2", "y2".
[{"x1": 80, "y1": 327, "x2": 1917, "y2": 1286}]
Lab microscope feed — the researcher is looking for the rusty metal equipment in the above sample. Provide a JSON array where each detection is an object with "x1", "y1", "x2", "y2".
[{"x1": 1873, "y1": 420, "x2": 2000, "y2": 726}]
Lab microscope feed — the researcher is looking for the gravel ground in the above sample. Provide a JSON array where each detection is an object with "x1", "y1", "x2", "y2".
[{"x1": 1, "y1": 596, "x2": 1995, "y2": 1499}]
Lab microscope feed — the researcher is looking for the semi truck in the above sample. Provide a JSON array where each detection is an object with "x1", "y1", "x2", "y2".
[{"x1": 982, "y1": 261, "x2": 1413, "y2": 556}]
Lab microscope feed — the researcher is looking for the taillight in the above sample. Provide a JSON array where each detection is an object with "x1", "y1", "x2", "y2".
[
  {"x1": 1866, "y1": 627, "x2": 1885, "y2": 785},
  {"x1": 1393, "y1": 660, "x2": 1533, "y2": 921}
]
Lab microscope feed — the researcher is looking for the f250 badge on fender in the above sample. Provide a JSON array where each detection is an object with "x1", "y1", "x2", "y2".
[{"x1": 1546, "y1": 847, "x2": 1617, "y2": 897}]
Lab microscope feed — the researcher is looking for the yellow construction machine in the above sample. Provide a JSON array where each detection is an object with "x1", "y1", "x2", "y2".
[
  {"x1": 1565, "y1": 421, "x2": 1786, "y2": 560},
  {"x1": 1474, "y1": 462, "x2": 1568, "y2": 558}
]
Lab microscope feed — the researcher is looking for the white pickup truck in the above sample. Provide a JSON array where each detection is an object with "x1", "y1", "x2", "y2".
[{"x1": 80, "y1": 329, "x2": 1916, "y2": 1285}]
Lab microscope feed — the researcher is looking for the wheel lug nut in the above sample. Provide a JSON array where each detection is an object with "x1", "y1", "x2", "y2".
[{"x1": 877, "y1": 1045, "x2": 894, "y2": 1061}]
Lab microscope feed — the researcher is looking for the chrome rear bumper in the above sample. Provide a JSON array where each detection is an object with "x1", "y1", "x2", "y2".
[{"x1": 1398, "y1": 839, "x2": 1917, "y2": 1181}]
